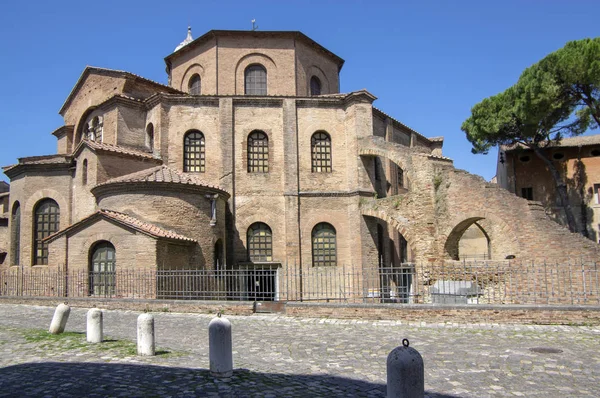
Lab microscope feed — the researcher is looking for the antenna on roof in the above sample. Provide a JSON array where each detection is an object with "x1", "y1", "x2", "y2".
[{"x1": 251, "y1": 19, "x2": 258, "y2": 31}]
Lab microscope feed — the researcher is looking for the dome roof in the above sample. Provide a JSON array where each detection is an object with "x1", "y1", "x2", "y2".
[{"x1": 174, "y1": 26, "x2": 193, "y2": 52}]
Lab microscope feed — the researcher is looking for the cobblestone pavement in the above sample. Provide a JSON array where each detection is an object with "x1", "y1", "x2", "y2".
[{"x1": 0, "y1": 305, "x2": 599, "y2": 397}]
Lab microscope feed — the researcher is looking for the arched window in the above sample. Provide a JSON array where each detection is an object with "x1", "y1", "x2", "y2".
[
  {"x1": 214, "y1": 239, "x2": 224, "y2": 270},
  {"x1": 247, "y1": 131, "x2": 269, "y2": 173},
  {"x1": 311, "y1": 131, "x2": 332, "y2": 172},
  {"x1": 247, "y1": 222, "x2": 272, "y2": 262},
  {"x1": 245, "y1": 65, "x2": 267, "y2": 95},
  {"x1": 146, "y1": 123, "x2": 154, "y2": 152},
  {"x1": 183, "y1": 130, "x2": 205, "y2": 172},
  {"x1": 33, "y1": 199, "x2": 60, "y2": 265},
  {"x1": 86, "y1": 116, "x2": 103, "y2": 142},
  {"x1": 89, "y1": 241, "x2": 116, "y2": 296},
  {"x1": 82, "y1": 159, "x2": 88, "y2": 185},
  {"x1": 310, "y1": 76, "x2": 322, "y2": 96},
  {"x1": 188, "y1": 74, "x2": 201, "y2": 95},
  {"x1": 312, "y1": 223, "x2": 336, "y2": 267},
  {"x1": 11, "y1": 202, "x2": 20, "y2": 266}
]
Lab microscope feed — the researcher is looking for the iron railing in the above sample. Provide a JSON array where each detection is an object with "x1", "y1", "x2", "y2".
[{"x1": 0, "y1": 260, "x2": 599, "y2": 305}]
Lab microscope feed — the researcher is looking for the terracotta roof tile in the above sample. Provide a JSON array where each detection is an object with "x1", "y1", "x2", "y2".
[
  {"x1": 45, "y1": 209, "x2": 196, "y2": 243},
  {"x1": 98, "y1": 165, "x2": 225, "y2": 191},
  {"x1": 81, "y1": 140, "x2": 156, "y2": 159},
  {"x1": 99, "y1": 209, "x2": 196, "y2": 242}
]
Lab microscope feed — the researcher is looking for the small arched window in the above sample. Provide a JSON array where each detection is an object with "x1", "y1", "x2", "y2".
[
  {"x1": 247, "y1": 222, "x2": 272, "y2": 262},
  {"x1": 146, "y1": 123, "x2": 154, "y2": 152},
  {"x1": 188, "y1": 74, "x2": 201, "y2": 95},
  {"x1": 11, "y1": 202, "x2": 21, "y2": 266},
  {"x1": 33, "y1": 199, "x2": 60, "y2": 265},
  {"x1": 310, "y1": 76, "x2": 322, "y2": 96},
  {"x1": 86, "y1": 116, "x2": 103, "y2": 142},
  {"x1": 183, "y1": 130, "x2": 205, "y2": 172},
  {"x1": 89, "y1": 241, "x2": 116, "y2": 296},
  {"x1": 312, "y1": 223, "x2": 336, "y2": 267},
  {"x1": 247, "y1": 131, "x2": 269, "y2": 173},
  {"x1": 311, "y1": 131, "x2": 332, "y2": 172},
  {"x1": 82, "y1": 159, "x2": 88, "y2": 185},
  {"x1": 245, "y1": 65, "x2": 267, "y2": 95}
]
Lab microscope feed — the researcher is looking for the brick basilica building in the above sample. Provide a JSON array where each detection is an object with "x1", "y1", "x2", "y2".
[{"x1": 0, "y1": 29, "x2": 597, "y2": 300}]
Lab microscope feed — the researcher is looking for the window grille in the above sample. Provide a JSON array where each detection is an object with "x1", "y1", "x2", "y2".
[
  {"x1": 183, "y1": 131, "x2": 205, "y2": 172},
  {"x1": 247, "y1": 222, "x2": 272, "y2": 262},
  {"x1": 245, "y1": 65, "x2": 267, "y2": 95},
  {"x1": 312, "y1": 223, "x2": 336, "y2": 267},
  {"x1": 188, "y1": 74, "x2": 201, "y2": 95},
  {"x1": 34, "y1": 199, "x2": 60, "y2": 265},
  {"x1": 247, "y1": 131, "x2": 269, "y2": 173},
  {"x1": 310, "y1": 76, "x2": 321, "y2": 96},
  {"x1": 311, "y1": 132, "x2": 332, "y2": 172}
]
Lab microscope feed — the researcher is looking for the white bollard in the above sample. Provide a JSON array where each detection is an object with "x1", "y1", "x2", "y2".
[
  {"x1": 137, "y1": 313, "x2": 155, "y2": 356},
  {"x1": 49, "y1": 303, "x2": 71, "y2": 334},
  {"x1": 387, "y1": 339, "x2": 424, "y2": 398},
  {"x1": 86, "y1": 308, "x2": 103, "y2": 343},
  {"x1": 208, "y1": 314, "x2": 233, "y2": 377}
]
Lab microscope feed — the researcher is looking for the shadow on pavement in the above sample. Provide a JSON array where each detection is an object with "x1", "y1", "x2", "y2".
[{"x1": 0, "y1": 362, "x2": 459, "y2": 397}]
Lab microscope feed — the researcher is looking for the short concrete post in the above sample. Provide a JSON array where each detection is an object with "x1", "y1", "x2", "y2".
[
  {"x1": 387, "y1": 339, "x2": 424, "y2": 398},
  {"x1": 208, "y1": 314, "x2": 233, "y2": 377},
  {"x1": 137, "y1": 313, "x2": 155, "y2": 356},
  {"x1": 49, "y1": 303, "x2": 71, "y2": 334},
  {"x1": 86, "y1": 308, "x2": 103, "y2": 343}
]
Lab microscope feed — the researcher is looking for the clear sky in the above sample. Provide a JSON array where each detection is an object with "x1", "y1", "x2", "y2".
[{"x1": 1, "y1": 0, "x2": 599, "y2": 183}]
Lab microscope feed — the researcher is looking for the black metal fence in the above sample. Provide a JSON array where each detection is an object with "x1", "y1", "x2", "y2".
[{"x1": 0, "y1": 260, "x2": 599, "y2": 305}]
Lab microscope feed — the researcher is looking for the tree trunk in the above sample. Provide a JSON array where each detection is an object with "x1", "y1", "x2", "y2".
[{"x1": 531, "y1": 147, "x2": 579, "y2": 233}]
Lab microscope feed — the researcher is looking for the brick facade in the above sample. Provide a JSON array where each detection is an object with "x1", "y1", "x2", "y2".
[{"x1": 0, "y1": 29, "x2": 598, "y2": 300}]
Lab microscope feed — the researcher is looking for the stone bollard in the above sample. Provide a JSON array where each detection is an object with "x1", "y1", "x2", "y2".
[
  {"x1": 387, "y1": 339, "x2": 424, "y2": 398},
  {"x1": 137, "y1": 313, "x2": 155, "y2": 356},
  {"x1": 49, "y1": 303, "x2": 71, "y2": 334},
  {"x1": 208, "y1": 313, "x2": 233, "y2": 377},
  {"x1": 86, "y1": 308, "x2": 103, "y2": 343}
]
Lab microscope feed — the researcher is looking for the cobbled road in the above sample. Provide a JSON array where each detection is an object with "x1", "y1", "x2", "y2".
[{"x1": 0, "y1": 304, "x2": 598, "y2": 397}]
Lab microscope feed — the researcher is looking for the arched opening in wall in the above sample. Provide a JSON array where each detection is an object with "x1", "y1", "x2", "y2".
[
  {"x1": 214, "y1": 239, "x2": 224, "y2": 270},
  {"x1": 359, "y1": 153, "x2": 410, "y2": 198},
  {"x1": 89, "y1": 241, "x2": 116, "y2": 296},
  {"x1": 364, "y1": 215, "x2": 414, "y2": 303},
  {"x1": 74, "y1": 108, "x2": 96, "y2": 146},
  {"x1": 311, "y1": 222, "x2": 336, "y2": 267},
  {"x1": 444, "y1": 218, "x2": 491, "y2": 261},
  {"x1": 10, "y1": 202, "x2": 20, "y2": 266},
  {"x1": 247, "y1": 131, "x2": 269, "y2": 173},
  {"x1": 311, "y1": 131, "x2": 332, "y2": 173},
  {"x1": 247, "y1": 222, "x2": 272, "y2": 262},
  {"x1": 33, "y1": 199, "x2": 60, "y2": 265},
  {"x1": 146, "y1": 123, "x2": 154, "y2": 152},
  {"x1": 82, "y1": 159, "x2": 88, "y2": 185},
  {"x1": 244, "y1": 64, "x2": 267, "y2": 95},
  {"x1": 183, "y1": 130, "x2": 205, "y2": 172},
  {"x1": 188, "y1": 74, "x2": 201, "y2": 95},
  {"x1": 86, "y1": 116, "x2": 103, "y2": 142},
  {"x1": 310, "y1": 76, "x2": 321, "y2": 96}
]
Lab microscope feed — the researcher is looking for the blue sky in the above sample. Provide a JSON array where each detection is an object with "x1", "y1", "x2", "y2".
[{"x1": 1, "y1": 0, "x2": 599, "y2": 183}]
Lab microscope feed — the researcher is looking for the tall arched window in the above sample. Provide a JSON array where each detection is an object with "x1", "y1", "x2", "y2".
[
  {"x1": 247, "y1": 222, "x2": 272, "y2": 262},
  {"x1": 82, "y1": 159, "x2": 88, "y2": 185},
  {"x1": 245, "y1": 65, "x2": 267, "y2": 95},
  {"x1": 11, "y1": 202, "x2": 20, "y2": 266},
  {"x1": 183, "y1": 130, "x2": 205, "y2": 172},
  {"x1": 310, "y1": 76, "x2": 322, "y2": 96},
  {"x1": 33, "y1": 199, "x2": 60, "y2": 265},
  {"x1": 247, "y1": 131, "x2": 269, "y2": 173},
  {"x1": 214, "y1": 239, "x2": 224, "y2": 270},
  {"x1": 146, "y1": 123, "x2": 154, "y2": 152},
  {"x1": 312, "y1": 223, "x2": 336, "y2": 267},
  {"x1": 188, "y1": 74, "x2": 201, "y2": 95},
  {"x1": 311, "y1": 131, "x2": 332, "y2": 172},
  {"x1": 89, "y1": 241, "x2": 116, "y2": 296}
]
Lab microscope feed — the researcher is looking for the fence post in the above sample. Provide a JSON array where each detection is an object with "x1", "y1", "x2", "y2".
[
  {"x1": 208, "y1": 313, "x2": 233, "y2": 377},
  {"x1": 49, "y1": 303, "x2": 71, "y2": 334},
  {"x1": 387, "y1": 339, "x2": 424, "y2": 398},
  {"x1": 86, "y1": 308, "x2": 103, "y2": 343}
]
